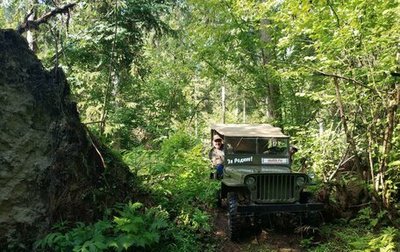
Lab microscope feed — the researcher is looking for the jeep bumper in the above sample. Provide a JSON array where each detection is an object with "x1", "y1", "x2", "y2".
[{"x1": 237, "y1": 203, "x2": 324, "y2": 213}]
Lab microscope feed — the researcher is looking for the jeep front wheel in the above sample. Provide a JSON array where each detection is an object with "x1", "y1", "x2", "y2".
[
  {"x1": 227, "y1": 192, "x2": 241, "y2": 240},
  {"x1": 216, "y1": 189, "x2": 222, "y2": 208}
]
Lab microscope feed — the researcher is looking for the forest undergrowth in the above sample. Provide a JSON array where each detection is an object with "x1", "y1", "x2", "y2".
[
  {"x1": 34, "y1": 132, "x2": 400, "y2": 251},
  {"x1": 1, "y1": 0, "x2": 399, "y2": 251}
]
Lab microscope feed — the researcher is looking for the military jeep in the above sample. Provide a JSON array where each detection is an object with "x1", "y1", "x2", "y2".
[{"x1": 211, "y1": 124, "x2": 323, "y2": 240}]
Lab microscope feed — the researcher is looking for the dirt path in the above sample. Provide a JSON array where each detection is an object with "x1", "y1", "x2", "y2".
[{"x1": 212, "y1": 209, "x2": 304, "y2": 252}]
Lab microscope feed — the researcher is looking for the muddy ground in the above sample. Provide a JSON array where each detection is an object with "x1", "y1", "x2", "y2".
[{"x1": 212, "y1": 209, "x2": 306, "y2": 252}]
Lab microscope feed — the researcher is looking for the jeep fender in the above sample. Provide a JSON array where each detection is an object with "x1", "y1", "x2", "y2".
[{"x1": 220, "y1": 181, "x2": 248, "y2": 198}]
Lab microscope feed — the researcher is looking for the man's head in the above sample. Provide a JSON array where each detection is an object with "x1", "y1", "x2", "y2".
[{"x1": 213, "y1": 134, "x2": 223, "y2": 149}]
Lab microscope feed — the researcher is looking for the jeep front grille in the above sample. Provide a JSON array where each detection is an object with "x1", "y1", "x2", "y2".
[{"x1": 252, "y1": 174, "x2": 302, "y2": 203}]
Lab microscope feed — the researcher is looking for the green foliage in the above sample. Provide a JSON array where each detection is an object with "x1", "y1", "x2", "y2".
[
  {"x1": 63, "y1": 0, "x2": 177, "y2": 148},
  {"x1": 2, "y1": 0, "x2": 400, "y2": 249},
  {"x1": 0, "y1": 0, "x2": 179, "y2": 149},
  {"x1": 36, "y1": 131, "x2": 217, "y2": 251},
  {"x1": 367, "y1": 227, "x2": 398, "y2": 252},
  {"x1": 150, "y1": 133, "x2": 218, "y2": 209},
  {"x1": 34, "y1": 202, "x2": 170, "y2": 251},
  {"x1": 307, "y1": 220, "x2": 400, "y2": 252},
  {"x1": 122, "y1": 146, "x2": 156, "y2": 175},
  {"x1": 350, "y1": 207, "x2": 389, "y2": 229},
  {"x1": 277, "y1": 0, "x2": 400, "y2": 206},
  {"x1": 159, "y1": 131, "x2": 198, "y2": 163},
  {"x1": 111, "y1": 202, "x2": 169, "y2": 249},
  {"x1": 292, "y1": 125, "x2": 347, "y2": 179},
  {"x1": 123, "y1": 131, "x2": 218, "y2": 248}
]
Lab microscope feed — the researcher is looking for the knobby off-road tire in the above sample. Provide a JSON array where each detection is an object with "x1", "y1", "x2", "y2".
[{"x1": 228, "y1": 192, "x2": 241, "y2": 241}]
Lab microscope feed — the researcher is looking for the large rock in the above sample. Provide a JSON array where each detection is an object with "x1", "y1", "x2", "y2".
[{"x1": 0, "y1": 29, "x2": 135, "y2": 249}]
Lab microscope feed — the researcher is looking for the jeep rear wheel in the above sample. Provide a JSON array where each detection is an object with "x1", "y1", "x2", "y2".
[{"x1": 227, "y1": 192, "x2": 240, "y2": 240}]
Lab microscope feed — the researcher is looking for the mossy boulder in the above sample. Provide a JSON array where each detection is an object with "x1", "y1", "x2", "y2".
[{"x1": 0, "y1": 29, "x2": 136, "y2": 250}]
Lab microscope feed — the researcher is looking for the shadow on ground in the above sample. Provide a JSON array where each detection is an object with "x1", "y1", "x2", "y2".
[{"x1": 212, "y1": 209, "x2": 306, "y2": 252}]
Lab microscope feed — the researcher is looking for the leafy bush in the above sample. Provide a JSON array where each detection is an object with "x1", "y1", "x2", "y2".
[
  {"x1": 124, "y1": 131, "x2": 218, "y2": 210},
  {"x1": 159, "y1": 131, "x2": 198, "y2": 164},
  {"x1": 292, "y1": 126, "x2": 347, "y2": 180},
  {"x1": 367, "y1": 227, "x2": 398, "y2": 252},
  {"x1": 350, "y1": 207, "x2": 389, "y2": 229},
  {"x1": 36, "y1": 131, "x2": 220, "y2": 251},
  {"x1": 306, "y1": 219, "x2": 400, "y2": 252},
  {"x1": 35, "y1": 202, "x2": 170, "y2": 251},
  {"x1": 123, "y1": 131, "x2": 219, "y2": 248}
]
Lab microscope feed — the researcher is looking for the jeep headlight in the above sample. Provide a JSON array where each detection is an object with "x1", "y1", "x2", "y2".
[
  {"x1": 245, "y1": 176, "x2": 256, "y2": 191},
  {"x1": 296, "y1": 176, "x2": 306, "y2": 186},
  {"x1": 245, "y1": 176, "x2": 256, "y2": 185}
]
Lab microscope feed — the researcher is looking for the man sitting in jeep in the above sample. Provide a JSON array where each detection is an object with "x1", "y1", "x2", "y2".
[{"x1": 209, "y1": 134, "x2": 224, "y2": 179}]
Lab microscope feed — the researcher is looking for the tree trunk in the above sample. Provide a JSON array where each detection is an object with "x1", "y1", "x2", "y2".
[
  {"x1": 333, "y1": 78, "x2": 360, "y2": 171},
  {"x1": 100, "y1": 1, "x2": 119, "y2": 134},
  {"x1": 26, "y1": 0, "x2": 38, "y2": 52},
  {"x1": 260, "y1": 17, "x2": 281, "y2": 122},
  {"x1": 377, "y1": 83, "x2": 400, "y2": 207},
  {"x1": 222, "y1": 85, "x2": 226, "y2": 123}
]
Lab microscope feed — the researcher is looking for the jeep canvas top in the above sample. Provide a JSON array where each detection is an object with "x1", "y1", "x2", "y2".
[{"x1": 211, "y1": 124, "x2": 291, "y2": 175}]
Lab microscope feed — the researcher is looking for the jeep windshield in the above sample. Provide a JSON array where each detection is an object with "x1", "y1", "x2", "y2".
[
  {"x1": 225, "y1": 137, "x2": 288, "y2": 155},
  {"x1": 211, "y1": 124, "x2": 290, "y2": 166}
]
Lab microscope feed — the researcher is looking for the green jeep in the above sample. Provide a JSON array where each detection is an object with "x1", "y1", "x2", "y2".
[{"x1": 211, "y1": 124, "x2": 323, "y2": 240}]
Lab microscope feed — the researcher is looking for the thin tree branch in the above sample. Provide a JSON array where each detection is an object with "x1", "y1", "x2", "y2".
[
  {"x1": 83, "y1": 121, "x2": 103, "y2": 125},
  {"x1": 328, "y1": 154, "x2": 355, "y2": 182},
  {"x1": 349, "y1": 202, "x2": 371, "y2": 208},
  {"x1": 17, "y1": 3, "x2": 76, "y2": 34},
  {"x1": 314, "y1": 69, "x2": 377, "y2": 94},
  {"x1": 188, "y1": 96, "x2": 209, "y2": 125},
  {"x1": 24, "y1": 7, "x2": 35, "y2": 24},
  {"x1": 315, "y1": 69, "x2": 363, "y2": 85},
  {"x1": 83, "y1": 125, "x2": 106, "y2": 170},
  {"x1": 327, "y1": 0, "x2": 340, "y2": 27}
]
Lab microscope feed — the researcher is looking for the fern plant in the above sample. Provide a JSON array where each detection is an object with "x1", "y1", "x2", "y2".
[{"x1": 35, "y1": 202, "x2": 170, "y2": 251}]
